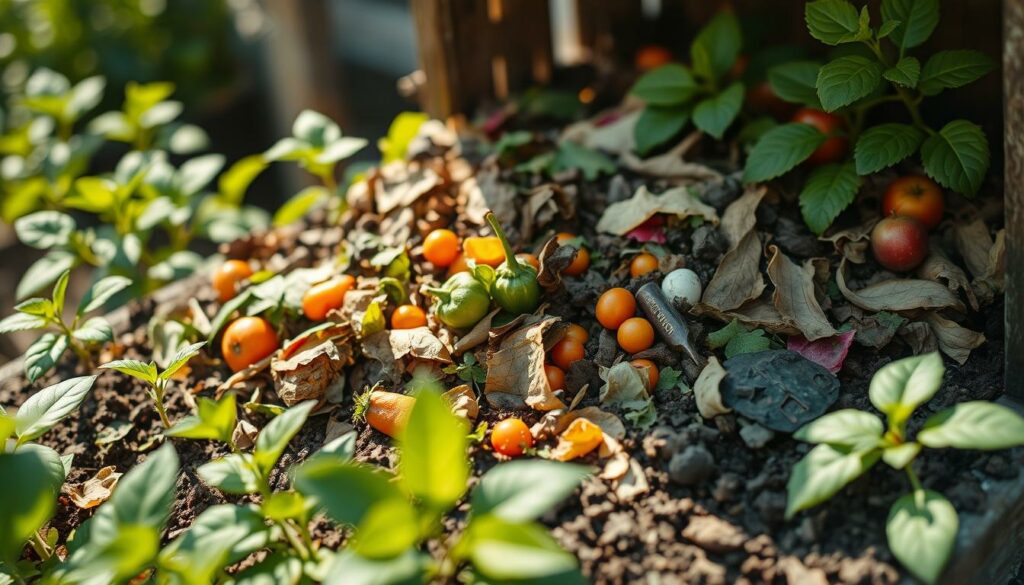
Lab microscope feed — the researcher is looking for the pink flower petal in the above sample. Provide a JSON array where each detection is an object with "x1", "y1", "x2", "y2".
[{"x1": 788, "y1": 330, "x2": 856, "y2": 374}]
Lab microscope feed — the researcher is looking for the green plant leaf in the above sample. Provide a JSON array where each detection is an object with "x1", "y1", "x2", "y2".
[
  {"x1": 159, "y1": 504, "x2": 267, "y2": 584},
  {"x1": 743, "y1": 123, "x2": 827, "y2": 183},
  {"x1": 160, "y1": 341, "x2": 207, "y2": 380},
  {"x1": 799, "y1": 162, "x2": 861, "y2": 235},
  {"x1": 14, "y1": 211, "x2": 75, "y2": 249},
  {"x1": 918, "y1": 50, "x2": 996, "y2": 96},
  {"x1": 0, "y1": 312, "x2": 48, "y2": 334},
  {"x1": 294, "y1": 459, "x2": 405, "y2": 527},
  {"x1": 79, "y1": 275, "x2": 132, "y2": 315},
  {"x1": 876, "y1": 19, "x2": 901, "y2": 39},
  {"x1": 768, "y1": 61, "x2": 823, "y2": 108},
  {"x1": 805, "y1": 0, "x2": 869, "y2": 45},
  {"x1": 254, "y1": 400, "x2": 316, "y2": 475},
  {"x1": 25, "y1": 333, "x2": 69, "y2": 383},
  {"x1": 314, "y1": 431, "x2": 358, "y2": 463},
  {"x1": 292, "y1": 110, "x2": 341, "y2": 147},
  {"x1": 64, "y1": 524, "x2": 160, "y2": 584},
  {"x1": 87, "y1": 443, "x2": 178, "y2": 547},
  {"x1": 634, "y1": 106, "x2": 690, "y2": 156},
  {"x1": 273, "y1": 186, "x2": 330, "y2": 227},
  {"x1": 100, "y1": 359, "x2": 158, "y2": 385},
  {"x1": 692, "y1": 82, "x2": 744, "y2": 140},
  {"x1": 868, "y1": 352, "x2": 944, "y2": 427},
  {"x1": 880, "y1": 0, "x2": 939, "y2": 50},
  {"x1": 17, "y1": 251, "x2": 76, "y2": 300},
  {"x1": 882, "y1": 442, "x2": 921, "y2": 469},
  {"x1": 324, "y1": 548, "x2": 427, "y2": 585},
  {"x1": 166, "y1": 393, "x2": 237, "y2": 444},
  {"x1": 886, "y1": 490, "x2": 957, "y2": 584},
  {"x1": 917, "y1": 401, "x2": 1024, "y2": 450},
  {"x1": 51, "y1": 271, "x2": 70, "y2": 318},
  {"x1": 318, "y1": 137, "x2": 369, "y2": 165},
  {"x1": 816, "y1": 56, "x2": 883, "y2": 112},
  {"x1": 630, "y1": 64, "x2": 698, "y2": 106},
  {"x1": 690, "y1": 11, "x2": 742, "y2": 80},
  {"x1": 0, "y1": 451, "x2": 58, "y2": 562},
  {"x1": 397, "y1": 383, "x2": 469, "y2": 509},
  {"x1": 17, "y1": 443, "x2": 67, "y2": 493},
  {"x1": 179, "y1": 154, "x2": 226, "y2": 197},
  {"x1": 218, "y1": 155, "x2": 268, "y2": 206},
  {"x1": 551, "y1": 141, "x2": 616, "y2": 181},
  {"x1": 786, "y1": 443, "x2": 880, "y2": 518},
  {"x1": 884, "y1": 56, "x2": 921, "y2": 88},
  {"x1": 197, "y1": 454, "x2": 262, "y2": 494},
  {"x1": 472, "y1": 460, "x2": 589, "y2": 523},
  {"x1": 14, "y1": 376, "x2": 96, "y2": 445},
  {"x1": 260, "y1": 491, "x2": 307, "y2": 522},
  {"x1": 794, "y1": 409, "x2": 883, "y2": 449},
  {"x1": 72, "y1": 317, "x2": 114, "y2": 344},
  {"x1": 725, "y1": 329, "x2": 771, "y2": 358},
  {"x1": 379, "y1": 112, "x2": 429, "y2": 163},
  {"x1": 854, "y1": 123, "x2": 923, "y2": 174},
  {"x1": 208, "y1": 289, "x2": 253, "y2": 342},
  {"x1": 920, "y1": 120, "x2": 989, "y2": 196},
  {"x1": 349, "y1": 497, "x2": 420, "y2": 559},
  {"x1": 465, "y1": 515, "x2": 584, "y2": 583}
]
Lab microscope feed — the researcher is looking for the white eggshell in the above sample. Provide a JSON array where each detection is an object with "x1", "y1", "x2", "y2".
[{"x1": 661, "y1": 268, "x2": 702, "y2": 306}]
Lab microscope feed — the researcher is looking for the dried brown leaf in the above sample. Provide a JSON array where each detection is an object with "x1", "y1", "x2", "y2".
[
  {"x1": 272, "y1": 340, "x2": 350, "y2": 406},
  {"x1": 484, "y1": 316, "x2": 566, "y2": 411},
  {"x1": 916, "y1": 239, "x2": 978, "y2": 310},
  {"x1": 362, "y1": 326, "x2": 452, "y2": 384},
  {"x1": 232, "y1": 420, "x2": 259, "y2": 451},
  {"x1": 442, "y1": 384, "x2": 480, "y2": 421},
  {"x1": 925, "y1": 312, "x2": 985, "y2": 365},
  {"x1": 453, "y1": 308, "x2": 502, "y2": 355},
  {"x1": 596, "y1": 185, "x2": 719, "y2": 236},
  {"x1": 720, "y1": 186, "x2": 767, "y2": 247},
  {"x1": 536, "y1": 237, "x2": 577, "y2": 292},
  {"x1": 373, "y1": 162, "x2": 441, "y2": 214},
  {"x1": 820, "y1": 218, "x2": 877, "y2": 264},
  {"x1": 836, "y1": 259, "x2": 964, "y2": 313},
  {"x1": 620, "y1": 132, "x2": 722, "y2": 182},
  {"x1": 560, "y1": 108, "x2": 640, "y2": 155},
  {"x1": 66, "y1": 466, "x2": 122, "y2": 509},
  {"x1": 766, "y1": 246, "x2": 837, "y2": 341},
  {"x1": 699, "y1": 230, "x2": 765, "y2": 312},
  {"x1": 554, "y1": 406, "x2": 627, "y2": 440},
  {"x1": 953, "y1": 219, "x2": 992, "y2": 279},
  {"x1": 694, "y1": 357, "x2": 731, "y2": 419}
]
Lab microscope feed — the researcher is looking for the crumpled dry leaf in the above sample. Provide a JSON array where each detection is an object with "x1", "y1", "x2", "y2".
[
  {"x1": 766, "y1": 246, "x2": 837, "y2": 341},
  {"x1": 442, "y1": 384, "x2": 479, "y2": 421},
  {"x1": 699, "y1": 230, "x2": 765, "y2": 312},
  {"x1": 521, "y1": 184, "x2": 575, "y2": 241},
  {"x1": 916, "y1": 239, "x2": 978, "y2": 310},
  {"x1": 599, "y1": 361, "x2": 651, "y2": 405},
  {"x1": 474, "y1": 165, "x2": 520, "y2": 224},
  {"x1": 620, "y1": 132, "x2": 722, "y2": 183},
  {"x1": 550, "y1": 418, "x2": 604, "y2": 461},
  {"x1": 899, "y1": 321, "x2": 938, "y2": 355},
  {"x1": 66, "y1": 466, "x2": 122, "y2": 509},
  {"x1": 232, "y1": 420, "x2": 259, "y2": 451},
  {"x1": 596, "y1": 185, "x2": 719, "y2": 236},
  {"x1": 693, "y1": 357, "x2": 731, "y2": 419},
  {"x1": 820, "y1": 219, "x2": 877, "y2": 264},
  {"x1": 536, "y1": 237, "x2": 577, "y2": 292},
  {"x1": 272, "y1": 340, "x2": 351, "y2": 406},
  {"x1": 362, "y1": 326, "x2": 453, "y2": 384},
  {"x1": 484, "y1": 316, "x2": 566, "y2": 411},
  {"x1": 560, "y1": 108, "x2": 640, "y2": 155},
  {"x1": 453, "y1": 308, "x2": 502, "y2": 355},
  {"x1": 460, "y1": 176, "x2": 491, "y2": 225},
  {"x1": 787, "y1": 330, "x2": 855, "y2": 374},
  {"x1": 954, "y1": 220, "x2": 1006, "y2": 305},
  {"x1": 836, "y1": 259, "x2": 964, "y2": 313},
  {"x1": 925, "y1": 312, "x2": 985, "y2": 365},
  {"x1": 720, "y1": 185, "x2": 767, "y2": 247},
  {"x1": 694, "y1": 300, "x2": 800, "y2": 337},
  {"x1": 611, "y1": 454, "x2": 650, "y2": 501},
  {"x1": 373, "y1": 161, "x2": 441, "y2": 214}
]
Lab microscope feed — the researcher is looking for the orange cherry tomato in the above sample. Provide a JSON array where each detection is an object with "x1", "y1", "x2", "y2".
[
  {"x1": 550, "y1": 338, "x2": 585, "y2": 371},
  {"x1": 618, "y1": 318, "x2": 655, "y2": 354},
  {"x1": 212, "y1": 260, "x2": 253, "y2": 303},
  {"x1": 630, "y1": 358, "x2": 659, "y2": 389},
  {"x1": 447, "y1": 253, "x2": 471, "y2": 277},
  {"x1": 556, "y1": 233, "x2": 590, "y2": 277},
  {"x1": 463, "y1": 236, "x2": 505, "y2": 267},
  {"x1": 791, "y1": 108, "x2": 848, "y2": 166},
  {"x1": 595, "y1": 288, "x2": 636, "y2": 330},
  {"x1": 491, "y1": 418, "x2": 534, "y2": 457},
  {"x1": 221, "y1": 316, "x2": 279, "y2": 372},
  {"x1": 517, "y1": 253, "x2": 540, "y2": 270},
  {"x1": 635, "y1": 45, "x2": 673, "y2": 72},
  {"x1": 545, "y1": 364, "x2": 566, "y2": 392},
  {"x1": 882, "y1": 175, "x2": 944, "y2": 230},
  {"x1": 630, "y1": 253, "x2": 659, "y2": 278},
  {"x1": 423, "y1": 229, "x2": 460, "y2": 267},
  {"x1": 563, "y1": 323, "x2": 589, "y2": 344},
  {"x1": 391, "y1": 305, "x2": 428, "y2": 329},
  {"x1": 302, "y1": 275, "x2": 356, "y2": 321}
]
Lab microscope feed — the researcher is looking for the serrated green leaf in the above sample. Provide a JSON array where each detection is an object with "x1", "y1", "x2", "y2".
[
  {"x1": 768, "y1": 61, "x2": 823, "y2": 108},
  {"x1": 880, "y1": 0, "x2": 939, "y2": 50},
  {"x1": 854, "y1": 123, "x2": 923, "y2": 174},
  {"x1": 634, "y1": 106, "x2": 690, "y2": 156},
  {"x1": 786, "y1": 443, "x2": 880, "y2": 517},
  {"x1": 794, "y1": 409, "x2": 884, "y2": 448},
  {"x1": 15, "y1": 375, "x2": 97, "y2": 444},
  {"x1": 397, "y1": 382, "x2": 469, "y2": 509},
  {"x1": 690, "y1": 11, "x2": 742, "y2": 80},
  {"x1": 254, "y1": 401, "x2": 315, "y2": 475},
  {"x1": 692, "y1": 82, "x2": 744, "y2": 140},
  {"x1": 918, "y1": 50, "x2": 995, "y2": 96},
  {"x1": 25, "y1": 333, "x2": 69, "y2": 383},
  {"x1": 725, "y1": 329, "x2": 771, "y2": 358},
  {"x1": 884, "y1": 56, "x2": 921, "y2": 88},
  {"x1": 868, "y1": 352, "x2": 944, "y2": 426},
  {"x1": 805, "y1": 0, "x2": 868, "y2": 45},
  {"x1": 472, "y1": 460, "x2": 589, "y2": 522},
  {"x1": 0, "y1": 312, "x2": 48, "y2": 334},
  {"x1": 816, "y1": 56, "x2": 883, "y2": 112},
  {"x1": 799, "y1": 162, "x2": 861, "y2": 235},
  {"x1": 917, "y1": 401, "x2": 1024, "y2": 450},
  {"x1": 100, "y1": 359, "x2": 158, "y2": 385},
  {"x1": 551, "y1": 141, "x2": 616, "y2": 181},
  {"x1": 743, "y1": 123, "x2": 827, "y2": 182},
  {"x1": 14, "y1": 211, "x2": 75, "y2": 249},
  {"x1": 921, "y1": 120, "x2": 990, "y2": 196},
  {"x1": 887, "y1": 490, "x2": 957, "y2": 584},
  {"x1": 630, "y1": 64, "x2": 698, "y2": 106}
]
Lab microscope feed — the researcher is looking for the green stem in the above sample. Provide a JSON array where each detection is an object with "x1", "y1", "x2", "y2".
[
  {"x1": 320, "y1": 169, "x2": 338, "y2": 194},
  {"x1": 484, "y1": 211, "x2": 520, "y2": 271},
  {"x1": 905, "y1": 465, "x2": 924, "y2": 493},
  {"x1": 30, "y1": 529, "x2": 51, "y2": 561},
  {"x1": 864, "y1": 39, "x2": 934, "y2": 135},
  {"x1": 277, "y1": 520, "x2": 310, "y2": 560},
  {"x1": 293, "y1": 519, "x2": 320, "y2": 561},
  {"x1": 153, "y1": 380, "x2": 172, "y2": 429},
  {"x1": 422, "y1": 287, "x2": 451, "y2": 301}
]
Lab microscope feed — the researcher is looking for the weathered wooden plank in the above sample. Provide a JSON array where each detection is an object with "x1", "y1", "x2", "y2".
[{"x1": 1006, "y1": 0, "x2": 1024, "y2": 404}]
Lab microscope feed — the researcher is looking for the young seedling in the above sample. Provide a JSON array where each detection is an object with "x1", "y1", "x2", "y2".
[
  {"x1": 99, "y1": 341, "x2": 206, "y2": 428},
  {"x1": 0, "y1": 270, "x2": 131, "y2": 382},
  {"x1": 786, "y1": 352, "x2": 1024, "y2": 584},
  {"x1": 442, "y1": 353, "x2": 487, "y2": 391}
]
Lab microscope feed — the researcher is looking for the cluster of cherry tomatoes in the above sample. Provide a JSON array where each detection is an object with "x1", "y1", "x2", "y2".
[{"x1": 422, "y1": 227, "x2": 589, "y2": 277}]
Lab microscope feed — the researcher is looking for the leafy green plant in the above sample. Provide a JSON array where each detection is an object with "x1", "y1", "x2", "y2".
[
  {"x1": 99, "y1": 342, "x2": 206, "y2": 428},
  {"x1": 496, "y1": 130, "x2": 615, "y2": 181},
  {"x1": 443, "y1": 353, "x2": 487, "y2": 390},
  {"x1": 744, "y1": 0, "x2": 994, "y2": 234},
  {"x1": 0, "y1": 270, "x2": 130, "y2": 381},
  {"x1": 706, "y1": 318, "x2": 774, "y2": 357},
  {"x1": 630, "y1": 11, "x2": 745, "y2": 154},
  {"x1": 786, "y1": 352, "x2": 1024, "y2": 583}
]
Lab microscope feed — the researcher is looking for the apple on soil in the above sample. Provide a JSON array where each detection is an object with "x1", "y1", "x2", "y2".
[
  {"x1": 871, "y1": 216, "x2": 929, "y2": 272},
  {"x1": 882, "y1": 175, "x2": 945, "y2": 230},
  {"x1": 792, "y1": 108, "x2": 847, "y2": 165}
]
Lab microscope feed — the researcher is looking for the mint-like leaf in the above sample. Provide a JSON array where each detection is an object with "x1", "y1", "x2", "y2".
[
  {"x1": 854, "y1": 123, "x2": 923, "y2": 174},
  {"x1": 918, "y1": 50, "x2": 995, "y2": 96},
  {"x1": 743, "y1": 123, "x2": 826, "y2": 183},
  {"x1": 884, "y1": 56, "x2": 921, "y2": 88},
  {"x1": 692, "y1": 82, "x2": 744, "y2": 139},
  {"x1": 634, "y1": 106, "x2": 690, "y2": 156},
  {"x1": 805, "y1": 0, "x2": 868, "y2": 45},
  {"x1": 799, "y1": 162, "x2": 861, "y2": 235},
  {"x1": 880, "y1": 0, "x2": 940, "y2": 50},
  {"x1": 630, "y1": 64, "x2": 698, "y2": 106},
  {"x1": 816, "y1": 56, "x2": 883, "y2": 112},
  {"x1": 768, "y1": 61, "x2": 823, "y2": 108},
  {"x1": 921, "y1": 120, "x2": 989, "y2": 196}
]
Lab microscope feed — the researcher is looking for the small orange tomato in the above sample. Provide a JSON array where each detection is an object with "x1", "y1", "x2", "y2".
[
  {"x1": 423, "y1": 229, "x2": 460, "y2": 267},
  {"x1": 222, "y1": 316, "x2": 279, "y2": 372},
  {"x1": 630, "y1": 253, "x2": 659, "y2": 278},
  {"x1": 447, "y1": 253, "x2": 471, "y2": 276},
  {"x1": 491, "y1": 418, "x2": 533, "y2": 457},
  {"x1": 563, "y1": 323, "x2": 589, "y2": 344},
  {"x1": 550, "y1": 338, "x2": 585, "y2": 371},
  {"x1": 618, "y1": 318, "x2": 655, "y2": 354},
  {"x1": 212, "y1": 260, "x2": 253, "y2": 302},
  {"x1": 302, "y1": 275, "x2": 356, "y2": 321},
  {"x1": 635, "y1": 45, "x2": 673, "y2": 72},
  {"x1": 517, "y1": 253, "x2": 540, "y2": 270},
  {"x1": 463, "y1": 236, "x2": 505, "y2": 267},
  {"x1": 630, "y1": 358, "x2": 659, "y2": 389},
  {"x1": 556, "y1": 233, "x2": 589, "y2": 276},
  {"x1": 595, "y1": 288, "x2": 636, "y2": 330},
  {"x1": 545, "y1": 364, "x2": 566, "y2": 392},
  {"x1": 391, "y1": 305, "x2": 427, "y2": 329}
]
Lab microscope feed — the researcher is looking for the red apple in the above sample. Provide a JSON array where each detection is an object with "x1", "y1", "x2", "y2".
[
  {"x1": 871, "y1": 216, "x2": 929, "y2": 272},
  {"x1": 882, "y1": 175, "x2": 945, "y2": 230},
  {"x1": 792, "y1": 108, "x2": 848, "y2": 166}
]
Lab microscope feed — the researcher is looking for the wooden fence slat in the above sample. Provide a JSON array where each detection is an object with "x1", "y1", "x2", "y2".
[{"x1": 1005, "y1": 0, "x2": 1024, "y2": 404}]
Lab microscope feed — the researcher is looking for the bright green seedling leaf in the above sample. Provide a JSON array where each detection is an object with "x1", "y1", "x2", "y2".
[
  {"x1": 799, "y1": 162, "x2": 861, "y2": 235},
  {"x1": 18, "y1": 444, "x2": 67, "y2": 493},
  {"x1": 273, "y1": 186, "x2": 330, "y2": 227},
  {"x1": 805, "y1": 0, "x2": 869, "y2": 45},
  {"x1": 794, "y1": 409, "x2": 883, "y2": 449},
  {"x1": 230, "y1": 551, "x2": 304, "y2": 585},
  {"x1": 160, "y1": 341, "x2": 207, "y2": 380},
  {"x1": 882, "y1": 442, "x2": 921, "y2": 469},
  {"x1": 465, "y1": 515, "x2": 585, "y2": 583},
  {"x1": 707, "y1": 319, "x2": 744, "y2": 349},
  {"x1": 314, "y1": 431, "x2": 358, "y2": 463},
  {"x1": 218, "y1": 155, "x2": 268, "y2": 206},
  {"x1": 869, "y1": 352, "x2": 944, "y2": 427},
  {"x1": 854, "y1": 123, "x2": 923, "y2": 175},
  {"x1": 551, "y1": 141, "x2": 616, "y2": 181},
  {"x1": 166, "y1": 393, "x2": 237, "y2": 443},
  {"x1": 379, "y1": 112, "x2": 429, "y2": 163},
  {"x1": 921, "y1": 120, "x2": 989, "y2": 196},
  {"x1": 317, "y1": 137, "x2": 367, "y2": 165},
  {"x1": 324, "y1": 548, "x2": 427, "y2": 585},
  {"x1": 14, "y1": 211, "x2": 75, "y2": 249},
  {"x1": 0, "y1": 413, "x2": 13, "y2": 446},
  {"x1": 14, "y1": 375, "x2": 97, "y2": 445},
  {"x1": 815, "y1": 56, "x2": 883, "y2": 112},
  {"x1": 25, "y1": 333, "x2": 69, "y2": 383},
  {"x1": 690, "y1": 10, "x2": 742, "y2": 80},
  {"x1": 208, "y1": 289, "x2": 254, "y2": 342},
  {"x1": 918, "y1": 50, "x2": 995, "y2": 96},
  {"x1": 471, "y1": 460, "x2": 589, "y2": 523},
  {"x1": 360, "y1": 301, "x2": 386, "y2": 338},
  {"x1": 692, "y1": 82, "x2": 744, "y2": 140},
  {"x1": 743, "y1": 123, "x2": 826, "y2": 183},
  {"x1": 768, "y1": 61, "x2": 823, "y2": 108},
  {"x1": 884, "y1": 56, "x2": 921, "y2": 88},
  {"x1": 876, "y1": 19, "x2": 901, "y2": 39},
  {"x1": 349, "y1": 497, "x2": 420, "y2": 559},
  {"x1": 881, "y1": 0, "x2": 940, "y2": 50},
  {"x1": 630, "y1": 64, "x2": 698, "y2": 106},
  {"x1": 197, "y1": 454, "x2": 263, "y2": 495},
  {"x1": 725, "y1": 329, "x2": 771, "y2": 358},
  {"x1": 72, "y1": 317, "x2": 114, "y2": 344},
  {"x1": 786, "y1": 443, "x2": 880, "y2": 518},
  {"x1": 260, "y1": 491, "x2": 307, "y2": 522},
  {"x1": 294, "y1": 459, "x2": 406, "y2": 528},
  {"x1": 78, "y1": 275, "x2": 133, "y2": 315},
  {"x1": 634, "y1": 106, "x2": 690, "y2": 156},
  {"x1": 17, "y1": 251, "x2": 76, "y2": 301},
  {"x1": 0, "y1": 451, "x2": 58, "y2": 562},
  {"x1": 159, "y1": 504, "x2": 267, "y2": 584},
  {"x1": 100, "y1": 359, "x2": 158, "y2": 385},
  {"x1": 253, "y1": 400, "x2": 315, "y2": 476},
  {"x1": 887, "y1": 489, "x2": 958, "y2": 584},
  {"x1": 397, "y1": 382, "x2": 469, "y2": 509},
  {"x1": 917, "y1": 401, "x2": 1024, "y2": 450},
  {"x1": 293, "y1": 110, "x2": 341, "y2": 147},
  {"x1": 64, "y1": 524, "x2": 160, "y2": 584},
  {"x1": 52, "y1": 271, "x2": 69, "y2": 317},
  {"x1": 0, "y1": 311, "x2": 48, "y2": 334}
]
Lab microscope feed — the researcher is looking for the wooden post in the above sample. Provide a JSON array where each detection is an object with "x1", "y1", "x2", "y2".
[{"x1": 1006, "y1": 0, "x2": 1024, "y2": 404}]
